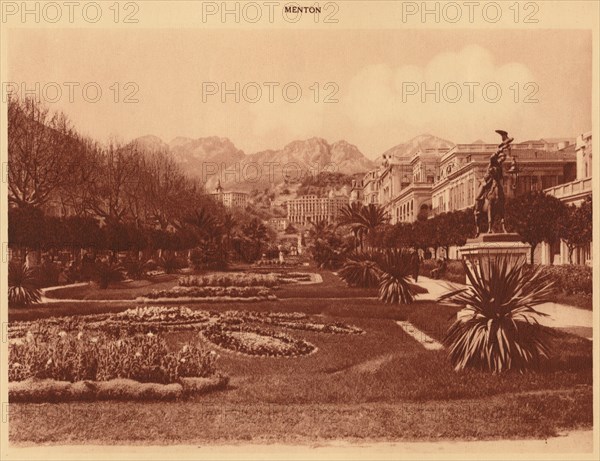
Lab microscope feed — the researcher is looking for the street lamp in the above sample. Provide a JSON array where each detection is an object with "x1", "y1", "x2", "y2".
[{"x1": 507, "y1": 154, "x2": 520, "y2": 191}]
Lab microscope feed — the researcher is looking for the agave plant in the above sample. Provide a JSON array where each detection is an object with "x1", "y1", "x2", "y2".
[
  {"x1": 93, "y1": 261, "x2": 125, "y2": 289},
  {"x1": 124, "y1": 258, "x2": 146, "y2": 280},
  {"x1": 376, "y1": 249, "x2": 415, "y2": 304},
  {"x1": 8, "y1": 261, "x2": 42, "y2": 307},
  {"x1": 439, "y1": 256, "x2": 555, "y2": 373},
  {"x1": 159, "y1": 254, "x2": 186, "y2": 274},
  {"x1": 338, "y1": 251, "x2": 383, "y2": 288}
]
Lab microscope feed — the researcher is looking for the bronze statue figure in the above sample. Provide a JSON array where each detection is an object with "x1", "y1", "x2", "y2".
[{"x1": 474, "y1": 130, "x2": 514, "y2": 236}]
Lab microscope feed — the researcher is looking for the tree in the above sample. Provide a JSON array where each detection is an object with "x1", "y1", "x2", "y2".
[
  {"x1": 338, "y1": 202, "x2": 365, "y2": 248},
  {"x1": 433, "y1": 210, "x2": 474, "y2": 258},
  {"x1": 307, "y1": 219, "x2": 349, "y2": 269},
  {"x1": 559, "y1": 197, "x2": 592, "y2": 264},
  {"x1": 8, "y1": 96, "x2": 80, "y2": 210},
  {"x1": 338, "y1": 203, "x2": 389, "y2": 249},
  {"x1": 239, "y1": 218, "x2": 268, "y2": 262},
  {"x1": 505, "y1": 191, "x2": 567, "y2": 264}
]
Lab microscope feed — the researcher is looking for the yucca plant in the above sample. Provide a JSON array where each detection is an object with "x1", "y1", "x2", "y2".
[
  {"x1": 439, "y1": 256, "x2": 555, "y2": 373},
  {"x1": 124, "y1": 258, "x2": 146, "y2": 280},
  {"x1": 8, "y1": 261, "x2": 42, "y2": 307},
  {"x1": 93, "y1": 261, "x2": 124, "y2": 289},
  {"x1": 338, "y1": 251, "x2": 383, "y2": 288},
  {"x1": 376, "y1": 249, "x2": 415, "y2": 304}
]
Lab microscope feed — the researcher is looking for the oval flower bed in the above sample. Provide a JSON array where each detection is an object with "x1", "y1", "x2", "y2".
[
  {"x1": 220, "y1": 311, "x2": 363, "y2": 334},
  {"x1": 202, "y1": 323, "x2": 315, "y2": 357}
]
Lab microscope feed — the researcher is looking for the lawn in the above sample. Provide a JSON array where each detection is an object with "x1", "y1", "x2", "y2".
[{"x1": 8, "y1": 268, "x2": 593, "y2": 444}]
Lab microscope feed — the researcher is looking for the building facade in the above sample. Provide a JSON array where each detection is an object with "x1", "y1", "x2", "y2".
[
  {"x1": 267, "y1": 217, "x2": 290, "y2": 232},
  {"x1": 287, "y1": 193, "x2": 348, "y2": 225},
  {"x1": 541, "y1": 132, "x2": 593, "y2": 265},
  {"x1": 351, "y1": 138, "x2": 586, "y2": 264},
  {"x1": 430, "y1": 140, "x2": 576, "y2": 218},
  {"x1": 210, "y1": 181, "x2": 249, "y2": 209}
]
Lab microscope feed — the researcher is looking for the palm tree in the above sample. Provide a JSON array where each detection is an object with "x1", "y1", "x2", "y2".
[
  {"x1": 338, "y1": 202, "x2": 365, "y2": 249},
  {"x1": 240, "y1": 218, "x2": 268, "y2": 262},
  {"x1": 185, "y1": 206, "x2": 220, "y2": 242},
  {"x1": 340, "y1": 203, "x2": 389, "y2": 249}
]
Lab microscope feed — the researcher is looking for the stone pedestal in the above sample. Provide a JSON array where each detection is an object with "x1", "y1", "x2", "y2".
[
  {"x1": 458, "y1": 233, "x2": 531, "y2": 272},
  {"x1": 456, "y1": 234, "x2": 531, "y2": 321}
]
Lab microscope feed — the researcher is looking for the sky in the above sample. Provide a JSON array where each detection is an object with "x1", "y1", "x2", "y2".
[{"x1": 7, "y1": 28, "x2": 592, "y2": 159}]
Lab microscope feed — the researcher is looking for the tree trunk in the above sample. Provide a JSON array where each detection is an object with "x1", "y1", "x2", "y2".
[
  {"x1": 530, "y1": 244, "x2": 536, "y2": 265},
  {"x1": 568, "y1": 246, "x2": 574, "y2": 264}
]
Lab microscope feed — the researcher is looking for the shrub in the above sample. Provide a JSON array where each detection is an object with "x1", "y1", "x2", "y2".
[
  {"x1": 124, "y1": 258, "x2": 147, "y2": 280},
  {"x1": 338, "y1": 251, "x2": 382, "y2": 288},
  {"x1": 93, "y1": 261, "x2": 125, "y2": 289},
  {"x1": 530, "y1": 264, "x2": 592, "y2": 295},
  {"x1": 422, "y1": 259, "x2": 466, "y2": 284},
  {"x1": 439, "y1": 257, "x2": 555, "y2": 373},
  {"x1": 189, "y1": 244, "x2": 227, "y2": 272},
  {"x1": 377, "y1": 249, "x2": 415, "y2": 304},
  {"x1": 32, "y1": 260, "x2": 60, "y2": 288},
  {"x1": 8, "y1": 262, "x2": 42, "y2": 307},
  {"x1": 158, "y1": 255, "x2": 187, "y2": 274}
]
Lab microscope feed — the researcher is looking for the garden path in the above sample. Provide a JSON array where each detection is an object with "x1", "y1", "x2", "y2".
[{"x1": 415, "y1": 277, "x2": 593, "y2": 340}]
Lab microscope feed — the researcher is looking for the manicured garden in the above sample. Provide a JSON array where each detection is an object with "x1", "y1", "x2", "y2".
[{"x1": 8, "y1": 266, "x2": 593, "y2": 444}]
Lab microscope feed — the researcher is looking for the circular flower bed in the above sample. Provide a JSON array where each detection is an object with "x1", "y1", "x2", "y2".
[{"x1": 202, "y1": 324, "x2": 315, "y2": 357}]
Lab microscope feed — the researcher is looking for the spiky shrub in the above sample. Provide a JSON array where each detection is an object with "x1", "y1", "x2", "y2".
[
  {"x1": 159, "y1": 255, "x2": 186, "y2": 274},
  {"x1": 93, "y1": 261, "x2": 124, "y2": 289},
  {"x1": 338, "y1": 251, "x2": 383, "y2": 288},
  {"x1": 439, "y1": 257, "x2": 554, "y2": 373},
  {"x1": 8, "y1": 261, "x2": 42, "y2": 307},
  {"x1": 124, "y1": 258, "x2": 146, "y2": 280},
  {"x1": 377, "y1": 249, "x2": 415, "y2": 304}
]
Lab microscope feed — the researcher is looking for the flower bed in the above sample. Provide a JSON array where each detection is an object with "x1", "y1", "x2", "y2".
[
  {"x1": 142, "y1": 286, "x2": 276, "y2": 301},
  {"x1": 221, "y1": 311, "x2": 363, "y2": 334},
  {"x1": 179, "y1": 273, "x2": 279, "y2": 288},
  {"x1": 202, "y1": 323, "x2": 315, "y2": 357},
  {"x1": 9, "y1": 327, "x2": 219, "y2": 384},
  {"x1": 115, "y1": 306, "x2": 210, "y2": 324}
]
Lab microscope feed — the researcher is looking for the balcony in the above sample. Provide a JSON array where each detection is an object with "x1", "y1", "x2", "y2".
[{"x1": 544, "y1": 177, "x2": 592, "y2": 201}]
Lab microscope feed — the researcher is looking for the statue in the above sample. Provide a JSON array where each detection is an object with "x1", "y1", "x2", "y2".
[{"x1": 474, "y1": 130, "x2": 514, "y2": 236}]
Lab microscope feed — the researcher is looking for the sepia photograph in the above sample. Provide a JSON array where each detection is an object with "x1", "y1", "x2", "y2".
[{"x1": 0, "y1": 1, "x2": 597, "y2": 459}]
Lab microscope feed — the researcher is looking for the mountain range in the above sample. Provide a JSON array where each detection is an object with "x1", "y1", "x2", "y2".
[{"x1": 131, "y1": 134, "x2": 455, "y2": 192}]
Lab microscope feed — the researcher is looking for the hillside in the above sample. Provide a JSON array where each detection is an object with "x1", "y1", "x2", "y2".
[{"x1": 380, "y1": 134, "x2": 454, "y2": 162}]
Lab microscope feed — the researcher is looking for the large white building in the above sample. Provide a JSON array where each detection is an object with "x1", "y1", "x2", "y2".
[
  {"x1": 287, "y1": 193, "x2": 348, "y2": 225},
  {"x1": 210, "y1": 181, "x2": 249, "y2": 209},
  {"x1": 541, "y1": 131, "x2": 592, "y2": 265}
]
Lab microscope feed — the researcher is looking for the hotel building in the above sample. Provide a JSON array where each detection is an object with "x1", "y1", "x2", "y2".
[{"x1": 287, "y1": 193, "x2": 349, "y2": 225}]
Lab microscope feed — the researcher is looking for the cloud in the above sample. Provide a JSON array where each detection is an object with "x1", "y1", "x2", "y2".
[
  {"x1": 248, "y1": 83, "x2": 329, "y2": 140},
  {"x1": 344, "y1": 45, "x2": 541, "y2": 141}
]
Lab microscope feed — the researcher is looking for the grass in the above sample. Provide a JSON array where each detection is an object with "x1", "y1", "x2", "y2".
[
  {"x1": 8, "y1": 266, "x2": 593, "y2": 444},
  {"x1": 9, "y1": 389, "x2": 591, "y2": 444}
]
